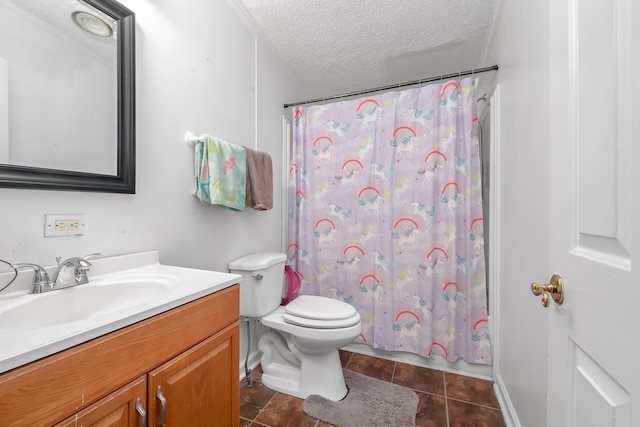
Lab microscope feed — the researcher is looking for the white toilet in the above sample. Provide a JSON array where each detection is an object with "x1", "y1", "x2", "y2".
[{"x1": 229, "y1": 252, "x2": 361, "y2": 401}]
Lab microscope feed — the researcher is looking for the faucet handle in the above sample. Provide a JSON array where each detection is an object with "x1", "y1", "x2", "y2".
[
  {"x1": 83, "y1": 253, "x2": 101, "y2": 262},
  {"x1": 76, "y1": 259, "x2": 91, "y2": 270},
  {"x1": 11, "y1": 263, "x2": 52, "y2": 293},
  {"x1": 75, "y1": 253, "x2": 100, "y2": 285},
  {"x1": 77, "y1": 253, "x2": 100, "y2": 271}
]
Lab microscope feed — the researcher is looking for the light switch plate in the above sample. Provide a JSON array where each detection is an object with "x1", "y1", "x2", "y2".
[{"x1": 44, "y1": 214, "x2": 85, "y2": 237}]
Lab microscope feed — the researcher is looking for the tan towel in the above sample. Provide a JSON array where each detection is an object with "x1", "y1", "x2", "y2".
[{"x1": 244, "y1": 146, "x2": 273, "y2": 210}]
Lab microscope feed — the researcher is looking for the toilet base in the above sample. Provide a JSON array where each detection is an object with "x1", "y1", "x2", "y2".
[
  {"x1": 259, "y1": 331, "x2": 348, "y2": 401},
  {"x1": 261, "y1": 364, "x2": 302, "y2": 398}
]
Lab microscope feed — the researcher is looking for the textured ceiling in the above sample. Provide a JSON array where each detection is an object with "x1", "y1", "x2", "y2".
[{"x1": 236, "y1": 0, "x2": 496, "y2": 100}]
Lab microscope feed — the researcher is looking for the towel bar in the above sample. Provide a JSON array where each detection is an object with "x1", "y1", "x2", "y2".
[{"x1": 185, "y1": 132, "x2": 205, "y2": 146}]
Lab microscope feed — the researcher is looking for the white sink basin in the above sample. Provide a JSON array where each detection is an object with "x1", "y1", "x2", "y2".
[
  {"x1": 0, "y1": 275, "x2": 177, "y2": 330},
  {"x1": 0, "y1": 251, "x2": 242, "y2": 374}
]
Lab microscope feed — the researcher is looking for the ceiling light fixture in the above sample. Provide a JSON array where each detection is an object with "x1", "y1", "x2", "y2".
[{"x1": 71, "y1": 10, "x2": 113, "y2": 38}]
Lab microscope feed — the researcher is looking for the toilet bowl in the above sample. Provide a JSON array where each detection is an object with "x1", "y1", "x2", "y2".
[{"x1": 228, "y1": 253, "x2": 362, "y2": 401}]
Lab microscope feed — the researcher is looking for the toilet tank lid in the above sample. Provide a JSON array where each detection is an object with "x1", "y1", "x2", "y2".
[{"x1": 228, "y1": 252, "x2": 287, "y2": 270}]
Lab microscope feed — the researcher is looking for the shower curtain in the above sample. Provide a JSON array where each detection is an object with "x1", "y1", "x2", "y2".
[{"x1": 287, "y1": 78, "x2": 491, "y2": 364}]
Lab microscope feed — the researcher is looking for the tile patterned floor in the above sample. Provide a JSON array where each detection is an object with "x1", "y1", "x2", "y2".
[{"x1": 240, "y1": 350, "x2": 506, "y2": 427}]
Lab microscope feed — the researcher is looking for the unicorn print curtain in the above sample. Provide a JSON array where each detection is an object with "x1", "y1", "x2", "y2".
[{"x1": 287, "y1": 78, "x2": 491, "y2": 364}]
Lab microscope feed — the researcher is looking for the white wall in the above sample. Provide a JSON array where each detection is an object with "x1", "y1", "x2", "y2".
[
  {"x1": 484, "y1": 0, "x2": 551, "y2": 425},
  {"x1": 0, "y1": 0, "x2": 305, "y2": 273},
  {"x1": 0, "y1": 0, "x2": 305, "y2": 372}
]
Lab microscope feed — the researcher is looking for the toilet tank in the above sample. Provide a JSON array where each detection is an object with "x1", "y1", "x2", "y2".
[{"x1": 228, "y1": 252, "x2": 287, "y2": 317}]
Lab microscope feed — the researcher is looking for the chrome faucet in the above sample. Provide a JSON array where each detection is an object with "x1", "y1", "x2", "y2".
[
  {"x1": 52, "y1": 253, "x2": 100, "y2": 288},
  {"x1": 12, "y1": 253, "x2": 101, "y2": 294}
]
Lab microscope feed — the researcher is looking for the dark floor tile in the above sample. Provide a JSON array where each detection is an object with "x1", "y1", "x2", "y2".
[
  {"x1": 415, "y1": 392, "x2": 448, "y2": 427},
  {"x1": 339, "y1": 349, "x2": 352, "y2": 367},
  {"x1": 393, "y1": 362, "x2": 445, "y2": 395},
  {"x1": 447, "y1": 399, "x2": 506, "y2": 427},
  {"x1": 240, "y1": 352, "x2": 508, "y2": 427},
  {"x1": 254, "y1": 392, "x2": 318, "y2": 427},
  {"x1": 345, "y1": 353, "x2": 395, "y2": 381},
  {"x1": 445, "y1": 372, "x2": 500, "y2": 409},
  {"x1": 240, "y1": 380, "x2": 277, "y2": 420}
]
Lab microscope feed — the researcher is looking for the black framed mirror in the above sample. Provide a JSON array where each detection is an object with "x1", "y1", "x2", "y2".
[{"x1": 0, "y1": 0, "x2": 135, "y2": 193}]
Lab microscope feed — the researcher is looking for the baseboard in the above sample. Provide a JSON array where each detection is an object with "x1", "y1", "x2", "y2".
[
  {"x1": 239, "y1": 349, "x2": 262, "y2": 382},
  {"x1": 493, "y1": 372, "x2": 520, "y2": 427}
]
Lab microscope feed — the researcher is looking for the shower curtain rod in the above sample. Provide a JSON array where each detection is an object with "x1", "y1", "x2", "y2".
[{"x1": 283, "y1": 64, "x2": 499, "y2": 109}]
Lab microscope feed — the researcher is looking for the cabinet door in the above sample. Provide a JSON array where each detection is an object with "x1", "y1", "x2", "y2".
[
  {"x1": 148, "y1": 322, "x2": 239, "y2": 427},
  {"x1": 54, "y1": 376, "x2": 147, "y2": 427}
]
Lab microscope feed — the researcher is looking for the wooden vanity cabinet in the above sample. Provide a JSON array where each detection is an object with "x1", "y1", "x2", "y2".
[{"x1": 0, "y1": 284, "x2": 240, "y2": 427}]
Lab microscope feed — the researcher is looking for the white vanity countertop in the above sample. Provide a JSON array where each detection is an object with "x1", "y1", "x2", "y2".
[{"x1": 0, "y1": 251, "x2": 241, "y2": 374}]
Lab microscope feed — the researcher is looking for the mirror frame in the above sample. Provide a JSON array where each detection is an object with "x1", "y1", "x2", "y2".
[{"x1": 0, "y1": 0, "x2": 135, "y2": 193}]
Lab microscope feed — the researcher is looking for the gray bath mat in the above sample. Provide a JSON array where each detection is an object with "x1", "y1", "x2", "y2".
[{"x1": 302, "y1": 369, "x2": 419, "y2": 427}]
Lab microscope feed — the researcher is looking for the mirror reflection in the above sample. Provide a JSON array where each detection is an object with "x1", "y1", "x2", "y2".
[{"x1": 0, "y1": 0, "x2": 118, "y2": 175}]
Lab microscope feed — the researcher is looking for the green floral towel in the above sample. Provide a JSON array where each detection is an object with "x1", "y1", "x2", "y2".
[{"x1": 194, "y1": 135, "x2": 246, "y2": 210}]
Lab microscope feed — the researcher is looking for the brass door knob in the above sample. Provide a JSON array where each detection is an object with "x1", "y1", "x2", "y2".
[{"x1": 531, "y1": 274, "x2": 565, "y2": 307}]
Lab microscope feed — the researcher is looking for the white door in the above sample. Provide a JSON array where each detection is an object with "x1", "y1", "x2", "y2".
[{"x1": 546, "y1": 0, "x2": 639, "y2": 425}]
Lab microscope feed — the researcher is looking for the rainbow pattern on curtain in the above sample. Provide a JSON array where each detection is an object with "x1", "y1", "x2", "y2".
[{"x1": 287, "y1": 78, "x2": 491, "y2": 364}]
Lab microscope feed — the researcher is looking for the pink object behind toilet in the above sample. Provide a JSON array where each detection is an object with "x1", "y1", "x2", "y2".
[{"x1": 281, "y1": 265, "x2": 301, "y2": 305}]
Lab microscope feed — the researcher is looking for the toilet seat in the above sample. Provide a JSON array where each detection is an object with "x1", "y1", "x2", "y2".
[{"x1": 283, "y1": 295, "x2": 360, "y2": 329}]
